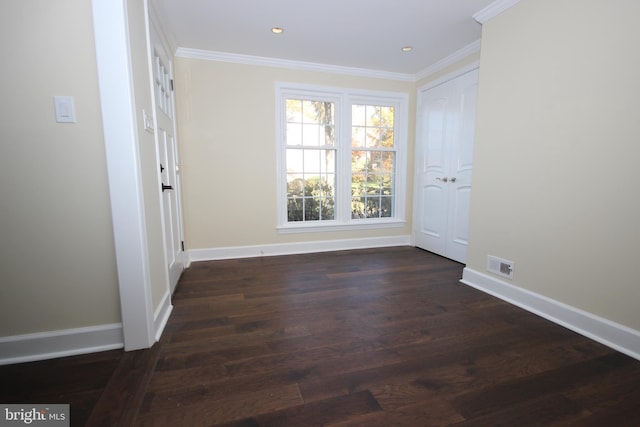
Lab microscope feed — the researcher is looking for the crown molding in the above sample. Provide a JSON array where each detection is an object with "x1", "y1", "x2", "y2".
[
  {"x1": 415, "y1": 39, "x2": 481, "y2": 82},
  {"x1": 473, "y1": 0, "x2": 521, "y2": 24},
  {"x1": 175, "y1": 47, "x2": 416, "y2": 82}
]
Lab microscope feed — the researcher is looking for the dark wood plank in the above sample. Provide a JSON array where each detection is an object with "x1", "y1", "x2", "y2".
[
  {"x1": 220, "y1": 390, "x2": 383, "y2": 427},
  {"x1": 2, "y1": 247, "x2": 640, "y2": 426},
  {"x1": 84, "y1": 345, "x2": 161, "y2": 426},
  {"x1": 0, "y1": 350, "x2": 123, "y2": 427}
]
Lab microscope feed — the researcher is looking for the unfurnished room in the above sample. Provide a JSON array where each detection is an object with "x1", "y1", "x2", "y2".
[{"x1": 1, "y1": 0, "x2": 639, "y2": 425}]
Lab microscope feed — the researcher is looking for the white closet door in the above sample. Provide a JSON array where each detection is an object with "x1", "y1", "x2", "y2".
[
  {"x1": 414, "y1": 68, "x2": 478, "y2": 263},
  {"x1": 151, "y1": 18, "x2": 185, "y2": 293}
]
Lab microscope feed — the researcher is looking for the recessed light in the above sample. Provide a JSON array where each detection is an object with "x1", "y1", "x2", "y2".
[
  {"x1": 401, "y1": 46, "x2": 413, "y2": 52},
  {"x1": 271, "y1": 27, "x2": 284, "y2": 34}
]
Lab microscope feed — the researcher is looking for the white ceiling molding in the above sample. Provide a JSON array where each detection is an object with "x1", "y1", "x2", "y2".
[
  {"x1": 473, "y1": 0, "x2": 521, "y2": 24},
  {"x1": 175, "y1": 47, "x2": 416, "y2": 83},
  {"x1": 415, "y1": 39, "x2": 481, "y2": 82}
]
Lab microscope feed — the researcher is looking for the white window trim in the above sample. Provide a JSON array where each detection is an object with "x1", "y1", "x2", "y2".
[{"x1": 275, "y1": 82, "x2": 409, "y2": 233}]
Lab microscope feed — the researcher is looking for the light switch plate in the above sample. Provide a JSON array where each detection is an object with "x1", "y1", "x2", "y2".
[
  {"x1": 54, "y1": 96, "x2": 76, "y2": 123},
  {"x1": 143, "y1": 109, "x2": 154, "y2": 134}
]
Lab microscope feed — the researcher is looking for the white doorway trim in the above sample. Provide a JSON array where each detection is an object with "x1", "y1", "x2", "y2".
[{"x1": 92, "y1": 0, "x2": 155, "y2": 350}]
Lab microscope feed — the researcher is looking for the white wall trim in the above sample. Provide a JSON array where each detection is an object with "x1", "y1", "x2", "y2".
[
  {"x1": 188, "y1": 236, "x2": 411, "y2": 263},
  {"x1": 473, "y1": 0, "x2": 521, "y2": 24},
  {"x1": 175, "y1": 43, "x2": 482, "y2": 84},
  {"x1": 415, "y1": 40, "x2": 481, "y2": 82},
  {"x1": 0, "y1": 324, "x2": 124, "y2": 366},
  {"x1": 92, "y1": 0, "x2": 156, "y2": 351},
  {"x1": 153, "y1": 291, "x2": 173, "y2": 342},
  {"x1": 461, "y1": 268, "x2": 640, "y2": 361},
  {"x1": 417, "y1": 60, "x2": 480, "y2": 93},
  {"x1": 175, "y1": 47, "x2": 416, "y2": 82}
]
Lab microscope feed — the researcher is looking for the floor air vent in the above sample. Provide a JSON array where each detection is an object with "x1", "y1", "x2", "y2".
[{"x1": 487, "y1": 255, "x2": 514, "y2": 279}]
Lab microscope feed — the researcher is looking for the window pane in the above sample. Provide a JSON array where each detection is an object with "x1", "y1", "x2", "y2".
[
  {"x1": 320, "y1": 150, "x2": 336, "y2": 174},
  {"x1": 366, "y1": 197, "x2": 381, "y2": 218},
  {"x1": 366, "y1": 173, "x2": 380, "y2": 195},
  {"x1": 368, "y1": 151, "x2": 383, "y2": 171},
  {"x1": 352, "y1": 104, "x2": 366, "y2": 126},
  {"x1": 351, "y1": 173, "x2": 366, "y2": 197},
  {"x1": 286, "y1": 176, "x2": 304, "y2": 198},
  {"x1": 366, "y1": 128, "x2": 381, "y2": 148},
  {"x1": 323, "y1": 124, "x2": 335, "y2": 146},
  {"x1": 286, "y1": 123, "x2": 302, "y2": 146},
  {"x1": 366, "y1": 105, "x2": 379, "y2": 126},
  {"x1": 352, "y1": 151, "x2": 366, "y2": 173},
  {"x1": 305, "y1": 200, "x2": 320, "y2": 220},
  {"x1": 380, "y1": 196, "x2": 393, "y2": 217},
  {"x1": 381, "y1": 174, "x2": 394, "y2": 195},
  {"x1": 381, "y1": 129, "x2": 394, "y2": 148},
  {"x1": 352, "y1": 126, "x2": 365, "y2": 147},
  {"x1": 381, "y1": 152, "x2": 394, "y2": 173},
  {"x1": 286, "y1": 99, "x2": 302, "y2": 122},
  {"x1": 322, "y1": 198, "x2": 335, "y2": 220},
  {"x1": 287, "y1": 198, "x2": 303, "y2": 222},
  {"x1": 351, "y1": 197, "x2": 365, "y2": 219},
  {"x1": 304, "y1": 150, "x2": 321, "y2": 173},
  {"x1": 302, "y1": 100, "x2": 318, "y2": 123},
  {"x1": 380, "y1": 106, "x2": 394, "y2": 127},
  {"x1": 316, "y1": 102, "x2": 334, "y2": 124},
  {"x1": 302, "y1": 124, "x2": 320, "y2": 146},
  {"x1": 286, "y1": 149, "x2": 303, "y2": 173}
]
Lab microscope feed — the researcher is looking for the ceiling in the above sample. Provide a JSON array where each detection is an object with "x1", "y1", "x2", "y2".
[{"x1": 151, "y1": 0, "x2": 495, "y2": 76}]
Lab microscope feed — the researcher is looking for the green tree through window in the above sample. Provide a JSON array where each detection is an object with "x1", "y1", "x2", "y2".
[
  {"x1": 351, "y1": 104, "x2": 395, "y2": 219},
  {"x1": 285, "y1": 99, "x2": 336, "y2": 222}
]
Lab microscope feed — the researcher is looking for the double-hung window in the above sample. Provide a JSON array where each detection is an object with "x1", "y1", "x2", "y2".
[{"x1": 276, "y1": 83, "x2": 408, "y2": 232}]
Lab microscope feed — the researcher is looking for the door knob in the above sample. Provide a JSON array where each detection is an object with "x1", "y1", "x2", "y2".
[
  {"x1": 161, "y1": 183, "x2": 173, "y2": 192},
  {"x1": 437, "y1": 177, "x2": 448, "y2": 183},
  {"x1": 450, "y1": 177, "x2": 457, "y2": 183}
]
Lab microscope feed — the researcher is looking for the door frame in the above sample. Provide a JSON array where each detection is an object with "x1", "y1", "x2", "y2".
[
  {"x1": 92, "y1": 0, "x2": 156, "y2": 350},
  {"x1": 411, "y1": 61, "x2": 480, "y2": 252}
]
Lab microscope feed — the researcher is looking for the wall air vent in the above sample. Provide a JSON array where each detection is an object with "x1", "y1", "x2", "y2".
[{"x1": 487, "y1": 255, "x2": 514, "y2": 280}]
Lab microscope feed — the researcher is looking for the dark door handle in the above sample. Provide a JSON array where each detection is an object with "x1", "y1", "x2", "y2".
[{"x1": 161, "y1": 183, "x2": 173, "y2": 192}]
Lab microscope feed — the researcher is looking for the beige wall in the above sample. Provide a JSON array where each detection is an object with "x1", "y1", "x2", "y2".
[
  {"x1": 468, "y1": 0, "x2": 640, "y2": 330},
  {"x1": 174, "y1": 59, "x2": 416, "y2": 249},
  {"x1": 0, "y1": 0, "x2": 121, "y2": 335}
]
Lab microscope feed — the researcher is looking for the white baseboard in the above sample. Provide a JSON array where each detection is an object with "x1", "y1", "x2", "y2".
[
  {"x1": 154, "y1": 290, "x2": 173, "y2": 342},
  {"x1": 188, "y1": 235, "x2": 412, "y2": 263},
  {"x1": 461, "y1": 268, "x2": 640, "y2": 361},
  {"x1": 0, "y1": 324, "x2": 124, "y2": 366}
]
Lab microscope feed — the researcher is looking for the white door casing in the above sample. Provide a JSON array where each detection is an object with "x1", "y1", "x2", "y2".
[
  {"x1": 150, "y1": 17, "x2": 185, "y2": 294},
  {"x1": 92, "y1": 0, "x2": 155, "y2": 350},
  {"x1": 414, "y1": 66, "x2": 479, "y2": 263}
]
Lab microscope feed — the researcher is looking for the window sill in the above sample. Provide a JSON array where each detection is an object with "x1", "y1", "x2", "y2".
[{"x1": 277, "y1": 219, "x2": 407, "y2": 234}]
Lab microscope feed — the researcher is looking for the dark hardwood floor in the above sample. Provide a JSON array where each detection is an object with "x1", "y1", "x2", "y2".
[{"x1": 3, "y1": 247, "x2": 640, "y2": 426}]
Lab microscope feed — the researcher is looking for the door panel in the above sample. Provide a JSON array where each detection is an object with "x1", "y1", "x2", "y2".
[
  {"x1": 414, "y1": 68, "x2": 478, "y2": 263},
  {"x1": 151, "y1": 19, "x2": 184, "y2": 293}
]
